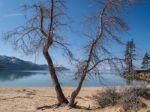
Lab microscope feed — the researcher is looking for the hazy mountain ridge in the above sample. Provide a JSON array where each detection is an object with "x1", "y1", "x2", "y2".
[{"x1": 0, "y1": 55, "x2": 69, "y2": 71}]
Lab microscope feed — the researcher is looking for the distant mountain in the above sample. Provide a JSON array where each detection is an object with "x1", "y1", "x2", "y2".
[
  {"x1": 0, "y1": 55, "x2": 69, "y2": 71},
  {"x1": 55, "y1": 66, "x2": 70, "y2": 71}
]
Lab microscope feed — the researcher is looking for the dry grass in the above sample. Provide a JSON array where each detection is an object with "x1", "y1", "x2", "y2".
[
  {"x1": 94, "y1": 86, "x2": 150, "y2": 112},
  {"x1": 93, "y1": 88, "x2": 120, "y2": 108},
  {"x1": 119, "y1": 87, "x2": 146, "y2": 112}
]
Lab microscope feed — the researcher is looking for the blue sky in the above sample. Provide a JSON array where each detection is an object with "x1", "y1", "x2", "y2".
[{"x1": 0, "y1": 0, "x2": 150, "y2": 68}]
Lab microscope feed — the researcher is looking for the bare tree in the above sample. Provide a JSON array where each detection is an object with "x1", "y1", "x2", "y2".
[
  {"x1": 69, "y1": 0, "x2": 134, "y2": 107},
  {"x1": 3, "y1": 0, "x2": 73, "y2": 105}
]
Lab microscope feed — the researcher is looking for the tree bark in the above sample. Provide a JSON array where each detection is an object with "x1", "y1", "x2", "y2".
[
  {"x1": 129, "y1": 59, "x2": 133, "y2": 74},
  {"x1": 69, "y1": 73, "x2": 86, "y2": 107},
  {"x1": 43, "y1": 48, "x2": 68, "y2": 105}
]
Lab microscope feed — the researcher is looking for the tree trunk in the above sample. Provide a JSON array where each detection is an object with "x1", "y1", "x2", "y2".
[
  {"x1": 43, "y1": 49, "x2": 68, "y2": 105},
  {"x1": 129, "y1": 59, "x2": 133, "y2": 75},
  {"x1": 69, "y1": 47, "x2": 92, "y2": 107},
  {"x1": 69, "y1": 74, "x2": 86, "y2": 107}
]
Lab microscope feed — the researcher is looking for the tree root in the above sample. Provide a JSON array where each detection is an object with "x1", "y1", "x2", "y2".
[{"x1": 36, "y1": 103, "x2": 67, "y2": 110}]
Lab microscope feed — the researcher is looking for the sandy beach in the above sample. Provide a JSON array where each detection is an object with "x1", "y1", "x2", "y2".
[{"x1": 0, "y1": 87, "x2": 150, "y2": 112}]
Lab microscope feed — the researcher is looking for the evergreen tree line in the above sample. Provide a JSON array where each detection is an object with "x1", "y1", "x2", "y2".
[{"x1": 125, "y1": 40, "x2": 150, "y2": 74}]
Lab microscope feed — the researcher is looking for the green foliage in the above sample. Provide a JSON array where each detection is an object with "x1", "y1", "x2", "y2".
[{"x1": 141, "y1": 52, "x2": 150, "y2": 70}]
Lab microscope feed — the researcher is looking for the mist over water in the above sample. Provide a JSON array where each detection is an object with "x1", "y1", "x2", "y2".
[{"x1": 0, "y1": 70, "x2": 148, "y2": 87}]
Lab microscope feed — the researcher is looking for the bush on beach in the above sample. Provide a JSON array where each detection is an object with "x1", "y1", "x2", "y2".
[
  {"x1": 119, "y1": 87, "x2": 146, "y2": 112},
  {"x1": 93, "y1": 88, "x2": 120, "y2": 108},
  {"x1": 94, "y1": 86, "x2": 150, "y2": 111}
]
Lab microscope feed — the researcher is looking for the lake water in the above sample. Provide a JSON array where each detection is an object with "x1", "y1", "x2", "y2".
[{"x1": 0, "y1": 70, "x2": 148, "y2": 87}]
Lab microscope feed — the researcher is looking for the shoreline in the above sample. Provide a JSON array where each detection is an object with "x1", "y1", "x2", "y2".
[{"x1": 0, "y1": 84, "x2": 149, "y2": 88}]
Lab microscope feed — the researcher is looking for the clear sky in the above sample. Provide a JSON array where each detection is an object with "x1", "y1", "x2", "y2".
[{"x1": 0, "y1": 0, "x2": 150, "y2": 68}]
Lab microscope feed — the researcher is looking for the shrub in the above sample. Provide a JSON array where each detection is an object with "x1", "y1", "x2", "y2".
[
  {"x1": 94, "y1": 86, "x2": 150, "y2": 111},
  {"x1": 132, "y1": 86, "x2": 150, "y2": 100},
  {"x1": 94, "y1": 88, "x2": 120, "y2": 108},
  {"x1": 119, "y1": 87, "x2": 146, "y2": 112}
]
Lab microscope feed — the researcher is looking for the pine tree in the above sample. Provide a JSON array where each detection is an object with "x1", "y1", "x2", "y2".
[
  {"x1": 141, "y1": 52, "x2": 150, "y2": 70},
  {"x1": 125, "y1": 39, "x2": 136, "y2": 74}
]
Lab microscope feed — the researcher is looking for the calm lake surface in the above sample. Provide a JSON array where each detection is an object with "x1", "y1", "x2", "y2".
[{"x1": 0, "y1": 70, "x2": 148, "y2": 87}]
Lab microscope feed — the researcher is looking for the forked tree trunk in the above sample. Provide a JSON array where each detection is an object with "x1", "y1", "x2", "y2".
[
  {"x1": 69, "y1": 40, "x2": 95, "y2": 107},
  {"x1": 43, "y1": 49, "x2": 68, "y2": 105},
  {"x1": 69, "y1": 74, "x2": 86, "y2": 107}
]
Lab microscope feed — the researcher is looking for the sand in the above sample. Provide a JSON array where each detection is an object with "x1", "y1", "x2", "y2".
[{"x1": 0, "y1": 86, "x2": 150, "y2": 112}]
